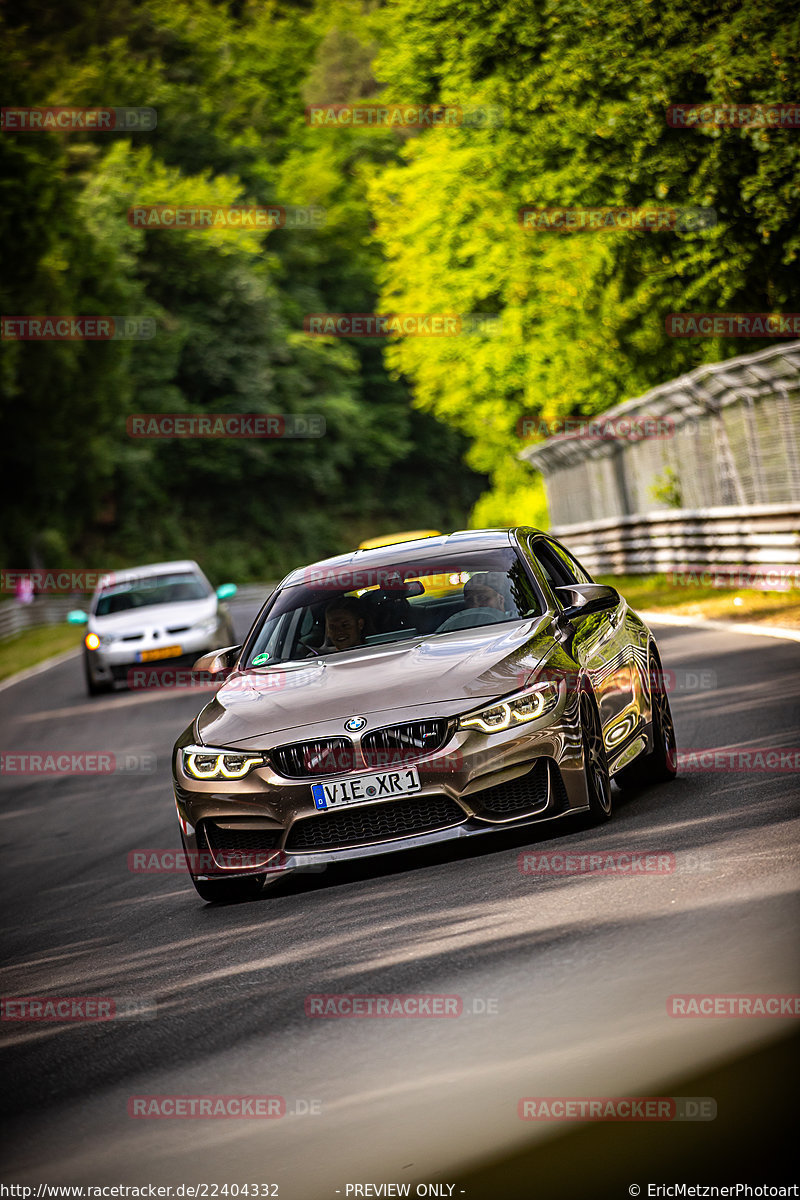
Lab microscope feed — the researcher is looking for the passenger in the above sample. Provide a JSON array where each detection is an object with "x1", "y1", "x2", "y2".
[
  {"x1": 464, "y1": 583, "x2": 504, "y2": 611},
  {"x1": 463, "y1": 572, "x2": 507, "y2": 612}
]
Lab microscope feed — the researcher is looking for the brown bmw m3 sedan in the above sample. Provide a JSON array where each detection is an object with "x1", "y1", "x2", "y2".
[{"x1": 172, "y1": 528, "x2": 677, "y2": 902}]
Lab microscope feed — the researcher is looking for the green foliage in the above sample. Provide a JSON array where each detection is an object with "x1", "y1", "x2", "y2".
[
  {"x1": 368, "y1": 0, "x2": 800, "y2": 516},
  {"x1": 649, "y1": 466, "x2": 683, "y2": 509},
  {"x1": 4, "y1": 0, "x2": 796, "y2": 573},
  {"x1": 1, "y1": 0, "x2": 483, "y2": 579}
]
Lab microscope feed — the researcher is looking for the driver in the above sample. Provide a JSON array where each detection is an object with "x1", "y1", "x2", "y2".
[{"x1": 324, "y1": 596, "x2": 365, "y2": 651}]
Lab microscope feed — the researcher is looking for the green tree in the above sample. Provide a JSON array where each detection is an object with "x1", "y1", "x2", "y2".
[{"x1": 367, "y1": 0, "x2": 800, "y2": 521}]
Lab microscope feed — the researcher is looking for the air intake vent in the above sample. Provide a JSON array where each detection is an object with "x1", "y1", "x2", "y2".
[
  {"x1": 471, "y1": 759, "x2": 551, "y2": 817},
  {"x1": 285, "y1": 794, "x2": 465, "y2": 851}
]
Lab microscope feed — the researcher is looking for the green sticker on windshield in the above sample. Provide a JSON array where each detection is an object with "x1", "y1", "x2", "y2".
[{"x1": 252, "y1": 652, "x2": 270, "y2": 665}]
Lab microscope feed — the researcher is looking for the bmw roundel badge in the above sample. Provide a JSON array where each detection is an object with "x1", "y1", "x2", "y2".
[{"x1": 345, "y1": 716, "x2": 367, "y2": 732}]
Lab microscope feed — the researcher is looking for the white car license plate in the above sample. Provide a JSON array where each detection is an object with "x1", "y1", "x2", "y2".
[{"x1": 311, "y1": 767, "x2": 421, "y2": 811}]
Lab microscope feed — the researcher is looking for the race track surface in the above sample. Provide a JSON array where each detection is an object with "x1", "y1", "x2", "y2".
[{"x1": 1, "y1": 610, "x2": 798, "y2": 1194}]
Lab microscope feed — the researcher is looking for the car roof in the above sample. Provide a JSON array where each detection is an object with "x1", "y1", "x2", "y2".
[
  {"x1": 96, "y1": 560, "x2": 203, "y2": 589},
  {"x1": 281, "y1": 528, "x2": 542, "y2": 587},
  {"x1": 358, "y1": 529, "x2": 442, "y2": 550}
]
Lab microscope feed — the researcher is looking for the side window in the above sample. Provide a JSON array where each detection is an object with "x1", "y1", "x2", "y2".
[
  {"x1": 545, "y1": 539, "x2": 593, "y2": 585},
  {"x1": 527, "y1": 538, "x2": 578, "y2": 593},
  {"x1": 526, "y1": 538, "x2": 594, "y2": 609},
  {"x1": 506, "y1": 558, "x2": 545, "y2": 617}
]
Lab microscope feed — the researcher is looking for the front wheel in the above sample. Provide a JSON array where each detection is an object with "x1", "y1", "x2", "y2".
[
  {"x1": 190, "y1": 874, "x2": 267, "y2": 904},
  {"x1": 581, "y1": 692, "x2": 612, "y2": 823},
  {"x1": 616, "y1": 652, "x2": 678, "y2": 791},
  {"x1": 84, "y1": 654, "x2": 111, "y2": 697}
]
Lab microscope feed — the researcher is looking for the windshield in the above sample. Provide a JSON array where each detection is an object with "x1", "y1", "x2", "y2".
[
  {"x1": 244, "y1": 548, "x2": 543, "y2": 666},
  {"x1": 94, "y1": 572, "x2": 209, "y2": 616}
]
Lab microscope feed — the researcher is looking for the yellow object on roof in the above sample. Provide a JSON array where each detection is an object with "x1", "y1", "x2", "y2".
[{"x1": 357, "y1": 530, "x2": 442, "y2": 550}]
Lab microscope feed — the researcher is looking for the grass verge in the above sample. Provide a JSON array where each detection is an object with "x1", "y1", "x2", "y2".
[
  {"x1": 598, "y1": 573, "x2": 800, "y2": 628},
  {"x1": 0, "y1": 623, "x2": 80, "y2": 682}
]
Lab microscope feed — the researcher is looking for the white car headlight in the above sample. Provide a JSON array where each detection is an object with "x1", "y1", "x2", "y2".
[
  {"x1": 183, "y1": 746, "x2": 265, "y2": 780},
  {"x1": 458, "y1": 681, "x2": 561, "y2": 734},
  {"x1": 192, "y1": 616, "x2": 219, "y2": 636}
]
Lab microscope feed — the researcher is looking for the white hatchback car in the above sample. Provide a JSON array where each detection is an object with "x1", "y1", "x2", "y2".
[{"x1": 68, "y1": 560, "x2": 237, "y2": 696}]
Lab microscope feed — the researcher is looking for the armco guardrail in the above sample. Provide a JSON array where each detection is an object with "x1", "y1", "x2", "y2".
[
  {"x1": 553, "y1": 503, "x2": 800, "y2": 579},
  {"x1": 0, "y1": 596, "x2": 78, "y2": 642}
]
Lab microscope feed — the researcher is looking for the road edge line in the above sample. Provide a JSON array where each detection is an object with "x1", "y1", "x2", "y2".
[
  {"x1": 0, "y1": 647, "x2": 81, "y2": 693},
  {"x1": 639, "y1": 610, "x2": 800, "y2": 643}
]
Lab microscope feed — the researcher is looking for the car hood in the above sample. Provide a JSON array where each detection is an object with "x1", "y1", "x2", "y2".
[
  {"x1": 90, "y1": 597, "x2": 216, "y2": 634},
  {"x1": 196, "y1": 616, "x2": 555, "y2": 747}
]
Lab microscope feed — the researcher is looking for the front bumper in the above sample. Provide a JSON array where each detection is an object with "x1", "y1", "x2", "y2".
[
  {"x1": 87, "y1": 634, "x2": 221, "y2": 685},
  {"x1": 172, "y1": 689, "x2": 591, "y2": 882}
]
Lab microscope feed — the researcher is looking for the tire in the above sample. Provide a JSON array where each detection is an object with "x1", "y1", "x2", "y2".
[
  {"x1": 581, "y1": 691, "x2": 612, "y2": 823},
  {"x1": 84, "y1": 654, "x2": 110, "y2": 697},
  {"x1": 190, "y1": 873, "x2": 267, "y2": 904},
  {"x1": 616, "y1": 649, "x2": 678, "y2": 791}
]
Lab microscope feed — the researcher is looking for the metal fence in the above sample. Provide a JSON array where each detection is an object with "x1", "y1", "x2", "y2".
[
  {"x1": 519, "y1": 341, "x2": 800, "y2": 575},
  {"x1": 520, "y1": 341, "x2": 800, "y2": 528}
]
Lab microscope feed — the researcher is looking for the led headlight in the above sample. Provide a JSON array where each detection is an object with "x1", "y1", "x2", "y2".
[
  {"x1": 458, "y1": 681, "x2": 560, "y2": 734},
  {"x1": 183, "y1": 746, "x2": 265, "y2": 780}
]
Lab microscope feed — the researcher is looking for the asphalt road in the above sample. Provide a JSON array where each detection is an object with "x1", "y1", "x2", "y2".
[{"x1": 1, "y1": 608, "x2": 798, "y2": 1194}]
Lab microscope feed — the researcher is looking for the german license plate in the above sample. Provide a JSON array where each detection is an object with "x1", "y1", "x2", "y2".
[
  {"x1": 311, "y1": 767, "x2": 421, "y2": 811},
  {"x1": 138, "y1": 644, "x2": 182, "y2": 662}
]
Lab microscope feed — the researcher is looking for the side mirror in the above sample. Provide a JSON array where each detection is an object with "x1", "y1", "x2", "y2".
[
  {"x1": 216, "y1": 583, "x2": 238, "y2": 601},
  {"x1": 192, "y1": 645, "x2": 241, "y2": 676},
  {"x1": 67, "y1": 610, "x2": 88, "y2": 625},
  {"x1": 555, "y1": 584, "x2": 620, "y2": 623}
]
